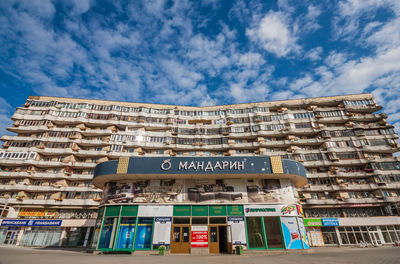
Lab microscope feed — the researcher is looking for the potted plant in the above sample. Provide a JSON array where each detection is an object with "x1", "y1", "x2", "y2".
[{"x1": 158, "y1": 245, "x2": 166, "y2": 256}]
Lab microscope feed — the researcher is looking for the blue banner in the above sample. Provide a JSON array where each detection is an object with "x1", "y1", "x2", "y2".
[
  {"x1": 1, "y1": 219, "x2": 62, "y2": 226},
  {"x1": 134, "y1": 225, "x2": 153, "y2": 249},
  {"x1": 154, "y1": 217, "x2": 172, "y2": 223},
  {"x1": 31, "y1": 220, "x2": 62, "y2": 226},
  {"x1": 1, "y1": 220, "x2": 29, "y2": 226},
  {"x1": 322, "y1": 218, "x2": 339, "y2": 226}
]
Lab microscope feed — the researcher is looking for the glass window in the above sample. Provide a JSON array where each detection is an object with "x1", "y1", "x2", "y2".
[
  {"x1": 210, "y1": 226, "x2": 218, "y2": 242},
  {"x1": 98, "y1": 217, "x2": 118, "y2": 249},
  {"x1": 263, "y1": 217, "x2": 284, "y2": 249},
  {"x1": 192, "y1": 217, "x2": 208, "y2": 225},
  {"x1": 115, "y1": 217, "x2": 136, "y2": 249},
  {"x1": 134, "y1": 218, "x2": 153, "y2": 249},
  {"x1": 246, "y1": 217, "x2": 265, "y2": 248}
]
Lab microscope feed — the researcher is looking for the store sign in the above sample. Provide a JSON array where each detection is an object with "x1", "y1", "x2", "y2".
[
  {"x1": 19, "y1": 208, "x2": 56, "y2": 217},
  {"x1": 227, "y1": 205, "x2": 244, "y2": 216},
  {"x1": 106, "y1": 156, "x2": 276, "y2": 175},
  {"x1": 30, "y1": 220, "x2": 62, "y2": 226},
  {"x1": 304, "y1": 218, "x2": 323, "y2": 227},
  {"x1": 321, "y1": 218, "x2": 339, "y2": 226},
  {"x1": 1, "y1": 220, "x2": 29, "y2": 226},
  {"x1": 153, "y1": 217, "x2": 172, "y2": 245},
  {"x1": 1, "y1": 219, "x2": 62, "y2": 226},
  {"x1": 244, "y1": 205, "x2": 298, "y2": 216},
  {"x1": 227, "y1": 217, "x2": 246, "y2": 245},
  {"x1": 191, "y1": 225, "x2": 208, "y2": 248},
  {"x1": 138, "y1": 205, "x2": 173, "y2": 217}
]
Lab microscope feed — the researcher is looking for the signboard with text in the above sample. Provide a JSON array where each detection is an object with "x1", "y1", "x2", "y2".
[{"x1": 191, "y1": 225, "x2": 208, "y2": 248}]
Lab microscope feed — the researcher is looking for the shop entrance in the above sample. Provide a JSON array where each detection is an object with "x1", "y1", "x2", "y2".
[
  {"x1": 4, "y1": 230, "x2": 17, "y2": 245},
  {"x1": 170, "y1": 225, "x2": 190, "y2": 253},
  {"x1": 209, "y1": 225, "x2": 231, "y2": 254}
]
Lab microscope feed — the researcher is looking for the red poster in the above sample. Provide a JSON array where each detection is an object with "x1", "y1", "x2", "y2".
[{"x1": 191, "y1": 231, "x2": 208, "y2": 247}]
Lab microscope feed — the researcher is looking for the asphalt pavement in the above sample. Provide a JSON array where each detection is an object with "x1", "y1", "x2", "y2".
[{"x1": 0, "y1": 246, "x2": 399, "y2": 264}]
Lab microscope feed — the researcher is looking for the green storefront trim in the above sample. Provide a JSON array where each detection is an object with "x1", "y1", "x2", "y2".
[
  {"x1": 173, "y1": 205, "x2": 191, "y2": 216},
  {"x1": 105, "y1": 205, "x2": 121, "y2": 217},
  {"x1": 227, "y1": 205, "x2": 244, "y2": 216},
  {"x1": 209, "y1": 205, "x2": 227, "y2": 216},
  {"x1": 304, "y1": 218, "x2": 323, "y2": 227},
  {"x1": 121, "y1": 205, "x2": 138, "y2": 217},
  {"x1": 192, "y1": 205, "x2": 208, "y2": 216}
]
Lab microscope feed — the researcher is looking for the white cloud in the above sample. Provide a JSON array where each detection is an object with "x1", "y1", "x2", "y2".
[
  {"x1": 304, "y1": 46, "x2": 323, "y2": 61},
  {"x1": 246, "y1": 11, "x2": 300, "y2": 57}
]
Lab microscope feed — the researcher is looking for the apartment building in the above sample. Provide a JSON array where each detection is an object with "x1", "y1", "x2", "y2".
[{"x1": 0, "y1": 94, "x2": 399, "y2": 248}]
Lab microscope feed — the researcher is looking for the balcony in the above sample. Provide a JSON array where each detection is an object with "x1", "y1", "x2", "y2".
[
  {"x1": 305, "y1": 198, "x2": 339, "y2": 205},
  {"x1": 345, "y1": 104, "x2": 382, "y2": 113},
  {"x1": 0, "y1": 198, "x2": 100, "y2": 206},
  {"x1": 362, "y1": 145, "x2": 399, "y2": 154},
  {"x1": 343, "y1": 197, "x2": 379, "y2": 203},
  {"x1": 383, "y1": 196, "x2": 400, "y2": 202}
]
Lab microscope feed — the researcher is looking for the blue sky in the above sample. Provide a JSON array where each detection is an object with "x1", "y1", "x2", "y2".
[{"x1": 1, "y1": 0, "x2": 400, "y2": 136}]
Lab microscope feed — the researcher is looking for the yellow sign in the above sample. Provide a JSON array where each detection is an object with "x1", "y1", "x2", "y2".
[{"x1": 19, "y1": 208, "x2": 56, "y2": 217}]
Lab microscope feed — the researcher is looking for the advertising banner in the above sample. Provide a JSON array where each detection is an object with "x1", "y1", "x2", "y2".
[
  {"x1": 244, "y1": 204, "x2": 298, "y2": 217},
  {"x1": 306, "y1": 227, "x2": 324, "y2": 247},
  {"x1": 152, "y1": 217, "x2": 172, "y2": 245},
  {"x1": 134, "y1": 218, "x2": 153, "y2": 249},
  {"x1": 0, "y1": 219, "x2": 62, "y2": 227},
  {"x1": 102, "y1": 178, "x2": 297, "y2": 205},
  {"x1": 19, "y1": 208, "x2": 56, "y2": 217},
  {"x1": 191, "y1": 225, "x2": 208, "y2": 248},
  {"x1": 115, "y1": 217, "x2": 136, "y2": 249},
  {"x1": 281, "y1": 217, "x2": 303, "y2": 249},
  {"x1": 304, "y1": 218, "x2": 323, "y2": 227},
  {"x1": 137, "y1": 205, "x2": 173, "y2": 217},
  {"x1": 297, "y1": 218, "x2": 310, "y2": 249},
  {"x1": 227, "y1": 216, "x2": 247, "y2": 245},
  {"x1": 321, "y1": 218, "x2": 339, "y2": 226}
]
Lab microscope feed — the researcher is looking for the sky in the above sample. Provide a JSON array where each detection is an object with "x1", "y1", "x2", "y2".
[{"x1": 1, "y1": 0, "x2": 400, "y2": 136}]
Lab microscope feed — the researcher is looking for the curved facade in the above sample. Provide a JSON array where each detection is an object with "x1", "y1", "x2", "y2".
[
  {"x1": 0, "y1": 93, "x2": 399, "y2": 249},
  {"x1": 91, "y1": 156, "x2": 310, "y2": 253}
]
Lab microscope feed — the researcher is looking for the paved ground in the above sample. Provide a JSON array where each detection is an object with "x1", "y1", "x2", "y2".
[{"x1": 0, "y1": 246, "x2": 399, "y2": 264}]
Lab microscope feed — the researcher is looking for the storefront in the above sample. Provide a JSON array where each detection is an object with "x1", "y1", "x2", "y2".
[
  {"x1": 305, "y1": 216, "x2": 400, "y2": 247},
  {"x1": 94, "y1": 204, "x2": 310, "y2": 253},
  {"x1": 91, "y1": 156, "x2": 309, "y2": 254},
  {"x1": 0, "y1": 218, "x2": 95, "y2": 247}
]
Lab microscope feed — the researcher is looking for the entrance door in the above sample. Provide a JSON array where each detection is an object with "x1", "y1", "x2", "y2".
[
  {"x1": 209, "y1": 225, "x2": 229, "y2": 254},
  {"x1": 4, "y1": 231, "x2": 17, "y2": 245},
  {"x1": 170, "y1": 225, "x2": 190, "y2": 253},
  {"x1": 209, "y1": 225, "x2": 219, "y2": 253}
]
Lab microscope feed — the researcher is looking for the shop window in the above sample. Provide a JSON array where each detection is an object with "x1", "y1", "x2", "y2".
[
  {"x1": 98, "y1": 217, "x2": 118, "y2": 249},
  {"x1": 246, "y1": 217, "x2": 265, "y2": 249},
  {"x1": 115, "y1": 217, "x2": 136, "y2": 250},
  {"x1": 263, "y1": 217, "x2": 284, "y2": 249},
  {"x1": 192, "y1": 217, "x2": 207, "y2": 225},
  {"x1": 173, "y1": 217, "x2": 190, "y2": 224},
  {"x1": 134, "y1": 218, "x2": 153, "y2": 249},
  {"x1": 209, "y1": 217, "x2": 227, "y2": 224}
]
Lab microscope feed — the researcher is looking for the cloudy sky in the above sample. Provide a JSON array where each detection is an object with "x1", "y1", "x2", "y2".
[{"x1": 1, "y1": 0, "x2": 400, "y2": 135}]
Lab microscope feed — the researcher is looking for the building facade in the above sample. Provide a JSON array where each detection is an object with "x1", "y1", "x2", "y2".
[
  {"x1": 91, "y1": 156, "x2": 309, "y2": 253},
  {"x1": 0, "y1": 94, "x2": 399, "y2": 249}
]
